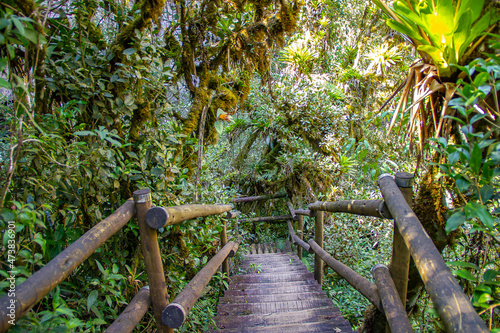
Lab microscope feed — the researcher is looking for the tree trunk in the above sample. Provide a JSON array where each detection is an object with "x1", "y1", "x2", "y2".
[{"x1": 231, "y1": 129, "x2": 259, "y2": 168}]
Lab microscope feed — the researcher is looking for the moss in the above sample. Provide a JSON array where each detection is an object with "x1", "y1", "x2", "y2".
[
  {"x1": 212, "y1": 87, "x2": 238, "y2": 112},
  {"x1": 164, "y1": 32, "x2": 182, "y2": 58},
  {"x1": 359, "y1": 306, "x2": 387, "y2": 333},
  {"x1": 111, "y1": 0, "x2": 166, "y2": 63},
  {"x1": 128, "y1": 102, "x2": 151, "y2": 141},
  {"x1": 182, "y1": 87, "x2": 210, "y2": 136}
]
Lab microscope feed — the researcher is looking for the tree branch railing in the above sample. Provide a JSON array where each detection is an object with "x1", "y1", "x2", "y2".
[
  {"x1": 0, "y1": 199, "x2": 136, "y2": 333},
  {"x1": 272, "y1": 172, "x2": 488, "y2": 332},
  {"x1": 161, "y1": 241, "x2": 239, "y2": 329},
  {"x1": 0, "y1": 189, "x2": 239, "y2": 333}
]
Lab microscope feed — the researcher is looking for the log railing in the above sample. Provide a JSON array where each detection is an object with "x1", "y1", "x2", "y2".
[
  {"x1": 161, "y1": 241, "x2": 239, "y2": 329},
  {"x1": 0, "y1": 189, "x2": 239, "y2": 333},
  {"x1": 256, "y1": 172, "x2": 488, "y2": 333}
]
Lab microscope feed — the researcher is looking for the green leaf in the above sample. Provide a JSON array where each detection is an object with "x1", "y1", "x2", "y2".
[
  {"x1": 87, "y1": 290, "x2": 98, "y2": 312},
  {"x1": 470, "y1": 113, "x2": 486, "y2": 125},
  {"x1": 23, "y1": 29, "x2": 47, "y2": 45},
  {"x1": 479, "y1": 184, "x2": 494, "y2": 202},
  {"x1": 454, "y1": 269, "x2": 477, "y2": 282},
  {"x1": 452, "y1": 9, "x2": 472, "y2": 63},
  {"x1": 477, "y1": 293, "x2": 493, "y2": 307},
  {"x1": 418, "y1": 45, "x2": 450, "y2": 76},
  {"x1": 457, "y1": 0, "x2": 484, "y2": 23},
  {"x1": 104, "y1": 137, "x2": 122, "y2": 147},
  {"x1": 95, "y1": 260, "x2": 105, "y2": 275},
  {"x1": 445, "y1": 210, "x2": 466, "y2": 234},
  {"x1": 455, "y1": 176, "x2": 470, "y2": 192},
  {"x1": 464, "y1": 202, "x2": 495, "y2": 229},
  {"x1": 214, "y1": 121, "x2": 224, "y2": 134},
  {"x1": 448, "y1": 151, "x2": 460, "y2": 165},
  {"x1": 55, "y1": 306, "x2": 74, "y2": 317},
  {"x1": 74, "y1": 130, "x2": 95, "y2": 136},
  {"x1": 470, "y1": 143, "x2": 482, "y2": 174},
  {"x1": 123, "y1": 48, "x2": 137, "y2": 56},
  {"x1": 387, "y1": 20, "x2": 428, "y2": 45},
  {"x1": 446, "y1": 260, "x2": 480, "y2": 271},
  {"x1": 484, "y1": 269, "x2": 498, "y2": 282},
  {"x1": 11, "y1": 16, "x2": 25, "y2": 36},
  {"x1": 1, "y1": 210, "x2": 15, "y2": 221},
  {"x1": 33, "y1": 233, "x2": 46, "y2": 254},
  {"x1": 0, "y1": 78, "x2": 11, "y2": 89}
]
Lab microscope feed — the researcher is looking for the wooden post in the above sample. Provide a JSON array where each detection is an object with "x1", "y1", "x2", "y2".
[
  {"x1": 221, "y1": 219, "x2": 229, "y2": 278},
  {"x1": 372, "y1": 265, "x2": 413, "y2": 333},
  {"x1": 134, "y1": 189, "x2": 172, "y2": 333},
  {"x1": 297, "y1": 215, "x2": 303, "y2": 259},
  {"x1": 390, "y1": 172, "x2": 413, "y2": 308},
  {"x1": 314, "y1": 211, "x2": 324, "y2": 285}
]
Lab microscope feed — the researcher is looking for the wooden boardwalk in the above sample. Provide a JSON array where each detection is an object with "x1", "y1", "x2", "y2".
[{"x1": 211, "y1": 243, "x2": 355, "y2": 332}]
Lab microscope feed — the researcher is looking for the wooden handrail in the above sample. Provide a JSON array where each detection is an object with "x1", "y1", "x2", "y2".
[
  {"x1": 286, "y1": 201, "x2": 298, "y2": 220},
  {"x1": 308, "y1": 200, "x2": 392, "y2": 219},
  {"x1": 378, "y1": 174, "x2": 489, "y2": 332},
  {"x1": 233, "y1": 193, "x2": 287, "y2": 203},
  {"x1": 161, "y1": 241, "x2": 238, "y2": 329},
  {"x1": 145, "y1": 204, "x2": 232, "y2": 229},
  {"x1": 105, "y1": 286, "x2": 151, "y2": 333},
  {"x1": 0, "y1": 199, "x2": 136, "y2": 333},
  {"x1": 308, "y1": 240, "x2": 383, "y2": 312},
  {"x1": 294, "y1": 209, "x2": 314, "y2": 217},
  {"x1": 371, "y1": 265, "x2": 413, "y2": 333},
  {"x1": 225, "y1": 210, "x2": 241, "y2": 219},
  {"x1": 239, "y1": 215, "x2": 292, "y2": 223},
  {"x1": 286, "y1": 220, "x2": 312, "y2": 253}
]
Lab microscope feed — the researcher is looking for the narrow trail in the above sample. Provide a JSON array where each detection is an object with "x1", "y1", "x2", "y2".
[{"x1": 212, "y1": 242, "x2": 355, "y2": 332}]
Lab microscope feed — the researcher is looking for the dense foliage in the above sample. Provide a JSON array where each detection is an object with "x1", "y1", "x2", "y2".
[{"x1": 0, "y1": 0, "x2": 499, "y2": 331}]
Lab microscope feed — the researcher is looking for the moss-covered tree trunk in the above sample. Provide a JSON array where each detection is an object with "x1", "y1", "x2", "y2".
[{"x1": 232, "y1": 129, "x2": 260, "y2": 168}]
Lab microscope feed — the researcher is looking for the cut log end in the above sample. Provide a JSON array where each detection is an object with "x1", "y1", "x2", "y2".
[
  {"x1": 162, "y1": 303, "x2": 186, "y2": 329},
  {"x1": 145, "y1": 207, "x2": 169, "y2": 229}
]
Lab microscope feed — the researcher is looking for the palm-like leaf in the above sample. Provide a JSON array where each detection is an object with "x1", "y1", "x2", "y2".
[{"x1": 373, "y1": 0, "x2": 499, "y2": 165}]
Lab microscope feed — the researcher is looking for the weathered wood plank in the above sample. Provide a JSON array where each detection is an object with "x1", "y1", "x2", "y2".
[
  {"x1": 215, "y1": 251, "x2": 354, "y2": 332},
  {"x1": 214, "y1": 308, "x2": 349, "y2": 329},
  {"x1": 223, "y1": 284, "x2": 323, "y2": 296},
  {"x1": 217, "y1": 299, "x2": 335, "y2": 315},
  {"x1": 231, "y1": 273, "x2": 313, "y2": 284},
  {"x1": 228, "y1": 280, "x2": 321, "y2": 291},
  {"x1": 211, "y1": 321, "x2": 354, "y2": 333},
  {"x1": 219, "y1": 291, "x2": 328, "y2": 304}
]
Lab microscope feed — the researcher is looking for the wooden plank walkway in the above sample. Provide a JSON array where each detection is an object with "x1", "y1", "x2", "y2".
[{"x1": 211, "y1": 243, "x2": 355, "y2": 332}]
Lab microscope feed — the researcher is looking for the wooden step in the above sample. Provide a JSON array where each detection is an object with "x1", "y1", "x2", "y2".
[
  {"x1": 217, "y1": 299, "x2": 336, "y2": 315},
  {"x1": 220, "y1": 291, "x2": 328, "y2": 304},
  {"x1": 214, "y1": 307, "x2": 347, "y2": 329},
  {"x1": 236, "y1": 265, "x2": 309, "y2": 274},
  {"x1": 223, "y1": 284, "x2": 323, "y2": 296},
  {"x1": 228, "y1": 280, "x2": 319, "y2": 291},
  {"x1": 214, "y1": 251, "x2": 354, "y2": 332},
  {"x1": 230, "y1": 272, "x2": 314, "y2": 283},
  {"x1": 211, "y1": 320, "x2": 354, "y2": 332}
]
